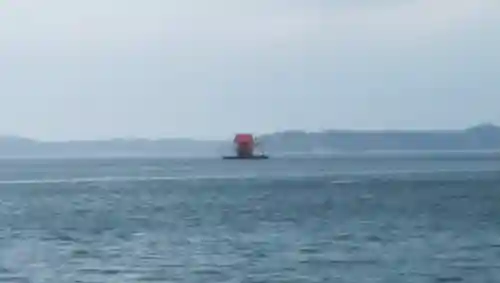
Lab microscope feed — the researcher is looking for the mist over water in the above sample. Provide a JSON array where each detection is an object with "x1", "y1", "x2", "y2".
[{"x1": 0, "y1": 155, "x2": 499, "y2": 282}]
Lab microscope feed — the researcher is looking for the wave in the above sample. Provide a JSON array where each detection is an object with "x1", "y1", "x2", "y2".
[{"x1": 0, "y1": 168, "x2": 498, "y2": 186}]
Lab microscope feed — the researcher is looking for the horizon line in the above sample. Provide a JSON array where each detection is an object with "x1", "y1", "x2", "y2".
[{"x1": 0, "y1": 123, "x2": 498, "y2": 143}]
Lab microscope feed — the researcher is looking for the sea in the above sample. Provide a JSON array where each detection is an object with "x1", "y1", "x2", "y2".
[{"x1": 0, "y1": 153, "x2": 499, "y2": 283}]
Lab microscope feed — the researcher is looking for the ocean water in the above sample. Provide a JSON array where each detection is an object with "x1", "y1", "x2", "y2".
[{"x1": 0, "y1": 155, "x2": 499, "y2": 282}]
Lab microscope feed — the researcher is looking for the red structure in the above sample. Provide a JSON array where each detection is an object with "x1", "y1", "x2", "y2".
[
  {"x1": 234, "y1": 134, "x2": 255, "y2": 158},
  {"x1": 223, "y1": 133, "x2": 269, "y2": 159}
]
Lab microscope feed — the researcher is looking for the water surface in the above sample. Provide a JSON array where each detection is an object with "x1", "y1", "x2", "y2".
[{"x1": 0, "y1": 155, "x2": 498, "y2": 282}]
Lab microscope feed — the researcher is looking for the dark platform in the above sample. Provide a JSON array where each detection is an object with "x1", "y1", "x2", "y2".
[{"x1": 222, "y1": 155, "x2": 269, "y2": 160}]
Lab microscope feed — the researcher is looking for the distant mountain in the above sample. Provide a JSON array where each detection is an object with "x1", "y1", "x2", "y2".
[
  {"x1": 258, "y1": 124, "x2": 500, "y2": 154},
  {"x1": 0, "y1": 137, "x2": 229, "y2": 158},
  {"x1": 0, "y1": 124, "x2": 499, "y2": 158}
]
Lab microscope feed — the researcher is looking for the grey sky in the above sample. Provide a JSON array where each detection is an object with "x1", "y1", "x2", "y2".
[{"x1": 1, "y1": 0, "x2": 499, "y2": 140}]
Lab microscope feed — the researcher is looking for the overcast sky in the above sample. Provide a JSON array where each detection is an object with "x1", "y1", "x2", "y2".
[{"x1": 0, "y1": 0, "x2": 499, "y2": 140}]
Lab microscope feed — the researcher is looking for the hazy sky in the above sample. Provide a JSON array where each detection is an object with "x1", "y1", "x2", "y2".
[{"x1": 1, "y1": 0, "x2": 499, "y2": 140}]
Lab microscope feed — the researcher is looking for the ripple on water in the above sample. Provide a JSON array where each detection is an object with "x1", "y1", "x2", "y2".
[
  {"x1": 333, "y1": 233, "x2": 354, "y2": 241},
  {"x1": 0, "y1": 276, "x2": 30, "y2": 283},
  {"x1": 0, "y1": 157, "x2": 499, "y2": 282},
  {"x1": 435, "y1": 276, "x2": 464, "y2": 282}
]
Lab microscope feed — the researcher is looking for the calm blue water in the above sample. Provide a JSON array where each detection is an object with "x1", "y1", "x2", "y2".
[{"x1": 0, "y1": 155, "x2": 499, "y2": 282}]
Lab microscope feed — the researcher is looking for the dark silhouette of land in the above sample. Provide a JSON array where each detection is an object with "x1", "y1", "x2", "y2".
[
  {"x1": 259, "y1": 123, "x2": 500, "y2": 155},
  {"x1": 0, "y1": 124, "x2": 499, "y2": 158}
]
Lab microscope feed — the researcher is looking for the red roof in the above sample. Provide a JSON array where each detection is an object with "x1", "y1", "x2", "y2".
[{"x1": 234, "y1": 134, "x2": 254, "y2": 144}]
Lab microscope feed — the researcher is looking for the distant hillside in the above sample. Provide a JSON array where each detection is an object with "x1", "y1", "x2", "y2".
[
  {"x1": 259, "y1": 124, "x2": 500, "y2": 154},
  {"x1": 0, "y1": 137, "x2": 229, "y2": 158},
  {"x1": 0, "y1": 124, "x2": 499, "y2": 158}
]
